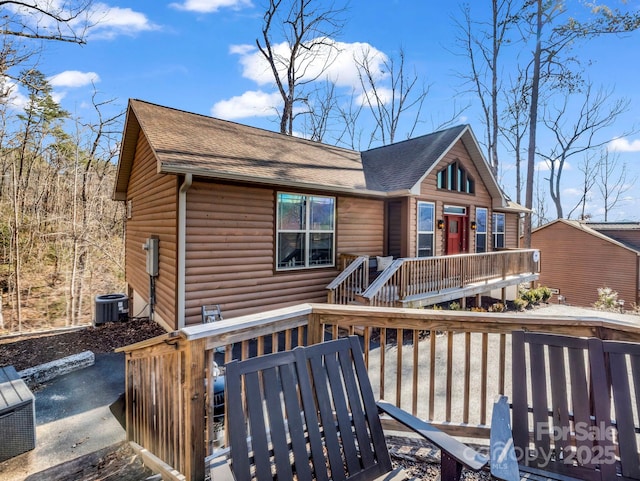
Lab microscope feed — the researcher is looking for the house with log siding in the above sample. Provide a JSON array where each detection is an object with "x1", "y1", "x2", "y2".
[{"x1": 113, "y1": 99, "x2": 531, "y2": 331}]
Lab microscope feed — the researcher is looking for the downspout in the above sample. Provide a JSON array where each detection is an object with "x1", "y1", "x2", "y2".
[{"x1": 178, "y1": 173, "x2": 192, "y2": 329}]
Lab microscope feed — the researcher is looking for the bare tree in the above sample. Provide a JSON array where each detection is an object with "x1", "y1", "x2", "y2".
[
  {"x1": 68, "y1": 89, "x2": 123, "y2": 325},
  {"x1": 300, "y1": 80, "x2": 338, "y2": 142},
  {"x1": 455, "y1": 0, "x2": 517, "y2": 175},
  {"x1": 0, "y1": 1, "x2": 93, "y2": 45},
  {"x1": 486, "y1": 0, "x2": 640, "y2": 246},
  {"x1": 256, "y1": 0, "x2": 346, "y2": 135},
  {"x1": 500, "y1": 69, "x2": 530, "y2": 204},
  {"x1": 597, "y1": 149, "x2": 636, "y2": 221},
  {"x1": 334, "y1": 88, "x2": 365, "y2": 149},
  {"x1": 355, "y1": 47, "x2": 430, "y2": 146},
  {"x1": 538, "y1": 84, "x2": 630, "y2": 219},
  {"x1": 566, "y1": 152, "x2": 598, "y2": 220}
]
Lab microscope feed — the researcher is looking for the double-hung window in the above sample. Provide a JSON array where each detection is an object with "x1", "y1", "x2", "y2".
[
  {"x1": 276, "y1": 193, "x2": 335, "y2": 270},
  {"x1": 475, "y1": 208, "x2": 487, "y2": 253},
  {"x1": 417, "y1": 201, "x2": 435, "y2": 257},
  {"x1": 492, "y1": 213, "x2": 505, "y2": 249}
]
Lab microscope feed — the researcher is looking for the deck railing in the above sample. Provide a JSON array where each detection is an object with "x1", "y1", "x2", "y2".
[
  {"x1": 357, "y1": 249, "x2": 540, "y2": 307},
  {"x1": 326, "y1": 255, "x2": 370, "y2": 304},
  {"x1": 119, "y1": 303, "x2": 640, "y2": 480}
]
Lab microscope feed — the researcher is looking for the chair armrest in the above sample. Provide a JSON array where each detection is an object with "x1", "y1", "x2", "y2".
[
  {"x1": 377, "y1": 400, "x2": 488, "y2": 472},
  {"x1": 489, "y1": 395, "x2": 519, "y2": 481}
]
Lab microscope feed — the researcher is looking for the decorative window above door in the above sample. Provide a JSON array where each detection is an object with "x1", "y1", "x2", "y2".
[{"x1": 437, "y1": 161, "x2": 475, "y2": 194}]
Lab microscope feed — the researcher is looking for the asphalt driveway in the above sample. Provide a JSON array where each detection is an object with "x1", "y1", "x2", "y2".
[{"x1": 0, "y1": 353, "x2": 126, "y2": 481}]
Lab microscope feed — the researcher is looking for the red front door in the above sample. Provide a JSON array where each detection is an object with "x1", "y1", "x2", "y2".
[{"x1": 446, "y1": 216, "x2": 467, "y2": 254}]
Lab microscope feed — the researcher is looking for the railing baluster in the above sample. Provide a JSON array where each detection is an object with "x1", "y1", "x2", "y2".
[
  {"x1": 480, "y1": 333, "x2": 489, "y2": 425},
  {"x1": 463, "y1": 332, "x2": 471, "y2": 424},
  {"x1": 412, "y1": 330, "x2": 419, "y2": 416},
  {"x1": 396, "y1": 328, "x2": 403, "y2": 406},
  {"x1": 429, "y1": 330, "x2": 436, "y2": 420},
  {"x1": 446, "y1": 331, "x2": 453, "y2": 422}
]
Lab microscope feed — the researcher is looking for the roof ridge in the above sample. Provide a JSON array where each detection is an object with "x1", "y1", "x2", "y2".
[
  {"x1": 361, "y1": 124, "x2": 468, "y2": 154},
  {"x1": 129, "y1": 98, "x2": 359, "y2": 155}
]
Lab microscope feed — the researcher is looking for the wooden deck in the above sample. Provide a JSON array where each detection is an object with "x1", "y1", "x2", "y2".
[
  {"x1": 328, "y1": 250, "x2": 540, "y2": 307},
  {"x1": 118, "y1": 303, "x2": 640, "y2": 480}
]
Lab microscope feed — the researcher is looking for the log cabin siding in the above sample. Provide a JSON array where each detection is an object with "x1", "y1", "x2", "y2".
[
  {"x1": 406, "y1": 140, "x2": 518, "y2": 256},
  {"x1": 183, "y1": 181, "x2": 385, "y2": 325},
  {"x1": 504, "y1": 212, "x2": 520, "y2": 248},
  {"x1": 125, "y1": 132, "x2": 178, "y2": 330},
  {"x1": 532, "y1": 221, "x2": 640, "y2": 307},
  {"x1": 336, "y1": 196, "x2": 385, "y2": 255}
]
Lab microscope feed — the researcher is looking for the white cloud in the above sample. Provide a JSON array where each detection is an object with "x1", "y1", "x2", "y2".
[
  {"x1": 216, "y1": 38, "x2": 390, "y2": 121},
  {"x1": 356, "y1": 87, "x2": 394, "y2": 107},
  {"x1": 211, "y1": 90, "x2": 281, "y2": 119},
  {"x1": 0, "y1": 77, "x2": 28, "y2": 110},
  {"x1": 48, "y1": 71, "x2": 100, "y2": 88},
  {"x1": 563, "y1": 187, "x2": 583, "y2": 197},
  {"x1": 85, "y1": 4, "x2": 159, "y2": 39},
  {"x1": 170, "y1": 0, "x2": 252, "y2": 13},
  {"x1": 608, "y1": 137, "x2": 640, "y2": 152},
  {"x1": 536, "y1": 159, "x2": 571, "y2": 172},
  {"x1": 231, "y1": 38, "x2": 388, "y2": 91}
]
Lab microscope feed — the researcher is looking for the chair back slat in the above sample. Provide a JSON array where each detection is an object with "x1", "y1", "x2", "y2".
[
  {"x1": 225, "y1": 336, "x2": 393, "y2": 481},
  {"x1": 511, "y1": 331, "x2": 609, "y2": 480},
  {"x1": 600, "y1": 340, "x2": 640, "y2": 480}
]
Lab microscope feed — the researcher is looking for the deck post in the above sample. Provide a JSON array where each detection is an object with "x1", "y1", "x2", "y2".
[
  {"x1": 307, "y1": 311, "x2": 323, "y2": 345},
  {"x1": 183, "y1": 338, "x2": 206, "y2": 481}
]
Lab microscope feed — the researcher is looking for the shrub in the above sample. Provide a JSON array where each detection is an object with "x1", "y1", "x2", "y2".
[
  {"x1": 594, "y1": 287, "x2": 620, "y2": 310},
  {"x1": 449, "y1": 301, "x2": 462, "y2": 311},
  {"x1": 519, "y1": 288, "x2": 539, "y2": 305},
  {"x1": 512, "y1": 297, "x2": 528, "y2": 311},
  {"x1": 537, "y1": 286, "x2": 552, "y2": 303},
  {"x1": 488, "y1": 302, "x2": 506, "y2": 312}
]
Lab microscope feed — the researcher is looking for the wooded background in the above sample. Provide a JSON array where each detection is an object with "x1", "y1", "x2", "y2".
[{"x1": 0, "y1": 74, "x2": 125, "y2": 332}]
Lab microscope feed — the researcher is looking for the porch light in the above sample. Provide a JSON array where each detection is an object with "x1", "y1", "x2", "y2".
[
  {"x1": 437, "y1": 219, "x2": 445, "y2": 230},
  {"x1": 470, "y1": 221, "x2": 477, "y2": 230}
]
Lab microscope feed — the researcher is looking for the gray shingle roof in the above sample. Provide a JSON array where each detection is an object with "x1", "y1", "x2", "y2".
[{"x1": 361, "y1": 125, "x2": 467, "y2": 192}]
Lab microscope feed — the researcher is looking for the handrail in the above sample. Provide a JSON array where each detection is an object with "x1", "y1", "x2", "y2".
[
  {"x1": 359, "y1": 250, "x2": 539, "y2": 306},
  {"x1": 326, "y1": 255, "x2": 370, "y2": 304}
]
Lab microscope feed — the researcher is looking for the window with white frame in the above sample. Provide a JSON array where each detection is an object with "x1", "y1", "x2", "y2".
[
  {"x1": 492, "y1": 212, "x2": 505, "y2": 249},
  {"x1": 476, "y1": 208, "x2": 487, "y2": 253},
  {"x1": 417, "y1": 201, "x2": 435, "y2": 257},
  {"x1": 276, "y1": 193, "x2": 335, "y2": 270}
]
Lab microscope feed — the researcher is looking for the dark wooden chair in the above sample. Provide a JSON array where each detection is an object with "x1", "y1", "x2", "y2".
[
  {"x1": 490, "y1": 331, "x2": 615, "y2": 481},
  {"x1": 215, "y1": 335, "x2": 488, "y2": 481},
  {"x1": 589, "y1": 338, "x2": 640, "y2": 481}
]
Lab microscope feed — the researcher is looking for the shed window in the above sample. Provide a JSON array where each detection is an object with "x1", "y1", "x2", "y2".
[
  {"x1": 417, "y1": 201, "x2": 435, "y2": 257},
  {"x1": 277, "y1": 193, "x2": 335, "y2": 270},
  {"x1": 437, "y1": 161, "x2": 475, "y2": 194},
  {"x1": 492, "y1": 213, "x2": 505, "y2": 249},
  {"x1": 476, "y1": 208, "x2": 487, "y2": 253}
]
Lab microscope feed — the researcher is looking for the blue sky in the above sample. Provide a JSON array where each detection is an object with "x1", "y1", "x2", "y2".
[{"x1": 9, "y1": 0, "x2": 640, "y2": 222}]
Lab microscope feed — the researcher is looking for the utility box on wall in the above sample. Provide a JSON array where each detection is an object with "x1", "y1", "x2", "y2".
[
  {"x1": 143, "y1": 236, "x2": 159, "y2": 277},
  {"x1": 0, "y1": 366, "x2": 35, "y2": 461}
]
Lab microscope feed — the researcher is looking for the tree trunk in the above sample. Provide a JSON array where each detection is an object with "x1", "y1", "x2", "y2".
[{"x1": 524, "y1": 0, "x2": 543, "y2": 247}]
